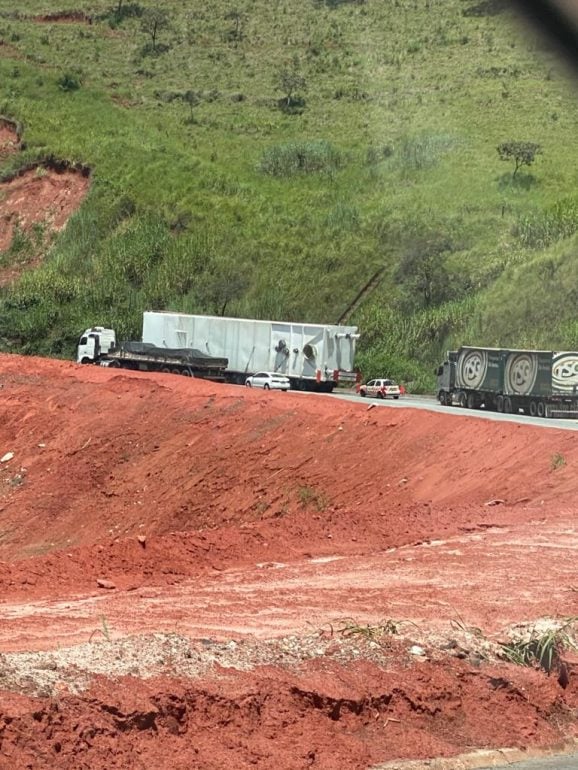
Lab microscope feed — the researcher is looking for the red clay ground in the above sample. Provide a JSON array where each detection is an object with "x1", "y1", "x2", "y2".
[
  {"x1": 0, "y1": 353, "x2": 577, "y2": 768},
  {"x1": 0, "y1": 167, "x2": 89, "y2": 255},
  {"x1": 0, "y1": 120, "x2": 19, "y2": 161},
  {"x1": 0, "y1": 119, "x2": 89, "y2": 284},
  {"x1": 32, "y1": 12, "x2": 92, "y2": 24}
]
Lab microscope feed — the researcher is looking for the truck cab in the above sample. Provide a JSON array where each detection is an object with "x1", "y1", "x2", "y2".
[
  {"x1": 436, "y1": 351, "x2": 457, "y2": 405},
  {"x1": 77, "y1": 327, "x2": 116, "y2": 364}
]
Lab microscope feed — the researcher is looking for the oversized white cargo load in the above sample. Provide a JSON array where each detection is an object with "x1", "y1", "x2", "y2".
[{"x1": 142, "y1": 311, "x2": 359, "y2": 390}]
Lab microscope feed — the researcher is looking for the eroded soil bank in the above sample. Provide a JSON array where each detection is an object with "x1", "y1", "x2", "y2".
[{"x1": 0, "y1": 354, "x2": 576, "y2": 767}]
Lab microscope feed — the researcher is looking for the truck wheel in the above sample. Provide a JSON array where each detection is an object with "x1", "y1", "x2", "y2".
[
  {"x1": 529, "y1": 400, "x2": 538, "y2": 417},
  {"x1": 466, "y1": 392, "x2": 476, "y2": 410},
  {"x1": 503, "y1": 396, "x2": 513, "y2": 414},
  {"x1": 438, "y1": 391, "x2": 446, "y2": 405},
  {"x1": 458, "y1": 391, "x2": 467, "y2": 408},
  {"x1": 496, "y1": 395, "x2": 504, "y2": 413},
  {"x1": 161, "y1": 367, "x2": 171, "y2": 373},
  {"x1": 537, "y1": 401, "x2": 546, "y2": 418},
  {"x1": 171, "y1": 368, "x2": 181, "y2": 375},
  {"x1": 182, "y1": 370, "x2": 192, "y2": 377}
]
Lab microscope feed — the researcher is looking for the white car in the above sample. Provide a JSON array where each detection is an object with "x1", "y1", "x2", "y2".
[
  {"x1": 245, "y1": 371, "x2": 291, "y2": 391},
  {"x1": 359, "y1": 378, "x2": 401, "y2": 399}
]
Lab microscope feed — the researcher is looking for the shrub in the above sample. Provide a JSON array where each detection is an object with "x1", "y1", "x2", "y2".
[{"x1": 57, "y1": 71, "x2": 82, "y2": 91}]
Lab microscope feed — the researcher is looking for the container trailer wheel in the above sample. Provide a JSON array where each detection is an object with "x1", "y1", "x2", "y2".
[
  {"x1": 457, "y1": 391, "x2": 467, "y2": 408},
  {"x1": 496, "y1": 395, "x2": 504, "y2": 413},
  {"x1": 466, "y1": 392, "x2": 476, "y2": 410},
  {"x1": 503, "y1": 396, "x2": 513, "y2": 414},
  {"x1": 537, "y1": 401, "x2": 546, "y2": 418},
  {"x1": 529, "y1": 400, "x2": 538, "y2": 417}
]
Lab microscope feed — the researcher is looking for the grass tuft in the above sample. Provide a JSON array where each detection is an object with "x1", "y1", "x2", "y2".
[{"x1": 500, "y1": 618, "x2": 577, "y2": 674}]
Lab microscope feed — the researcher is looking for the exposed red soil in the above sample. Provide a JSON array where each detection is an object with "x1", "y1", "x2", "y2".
[
  {"x1": 0, "y1": 119, "x2": 19, "y2": 161},
  {"x1": 0, "y1": 353, "x2": 577, "y2": 766},
  {"x1": 0, "y1": 659, "x2": 575, "y2": 770},
  {"x1": 0, "y1": 41, "x2": 23, "y2": 60},
  {"x1": 32, "y1": 12, "x2": 92, "y2": 25},
  {"x1": 0, "y1": 166, "x2": 89, "y2": 284}
]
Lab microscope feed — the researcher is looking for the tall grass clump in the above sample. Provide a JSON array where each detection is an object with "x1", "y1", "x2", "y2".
[
  {"x1": 395, "y1": 132, "x2": 460, "y2": 173},
  {"x1": 513, "y1": 197, "x2": 578, "y2": 249},
  {"x1": 258, "y1": 140, "x2": 343, "y2": 177},
  {"x1": 500, "y1": 618, "x2": 577, "y2": 674}
]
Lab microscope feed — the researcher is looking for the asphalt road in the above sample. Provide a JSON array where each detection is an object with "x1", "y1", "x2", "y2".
[
  {"x1": 328, "y1": 391, "x2": 578, "y2": 431},
  {"x1": 477, "y1": 756, "x2": 578, "y2": 770}
]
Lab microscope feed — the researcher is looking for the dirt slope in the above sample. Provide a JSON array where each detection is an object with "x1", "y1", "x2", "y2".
[{"x1": 0, "y1": 353, "x2": 576, "y2": 768}]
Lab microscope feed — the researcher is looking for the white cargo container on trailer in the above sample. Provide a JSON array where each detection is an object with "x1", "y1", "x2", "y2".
[{"x1": 142, "y1": 311, "x2": 359, "y2": 391}]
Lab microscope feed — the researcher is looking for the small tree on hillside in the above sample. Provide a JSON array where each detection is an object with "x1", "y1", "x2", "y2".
[
  {"x1": 497, "y1": 140, "x2": 542, "y2": 179},
  {"x1": 274, "y1": 61, "x2": 307, "y2": 110},
  {"x1": 140, "y1": 7, "x2": 170, "y2": 52},
  {"x1": 224, "y1": 8, "x2": 247, "y2": 45}
]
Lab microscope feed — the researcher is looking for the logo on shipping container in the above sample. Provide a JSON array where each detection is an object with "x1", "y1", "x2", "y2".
[
  {"x1": 457, "y1": 349, "x2": 488, "y2": 389},
  {"x1": 504, "y1": 352, "x2": 538, "y2": 395},
  {"x1": 552, "y1": 352, "x2": 578, "y2": 393}
]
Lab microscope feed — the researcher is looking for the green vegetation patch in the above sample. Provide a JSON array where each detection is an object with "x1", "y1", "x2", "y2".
[{"x1": 0, "y1": 0, "x2": 575, "y2": 385}]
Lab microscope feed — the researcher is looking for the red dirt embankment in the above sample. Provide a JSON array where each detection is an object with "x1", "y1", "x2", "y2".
[
  {"x1": 0, "y1": 167, "x2": 89, "y2": 256},
  {"x1": 0, "y1": 119, "x2": 19, "y2": 161},
  {"x1": 0, "y1": 354, "x2": 577, "y2": 768},
  {"x1": 1, "y1": 658, "x2": 574, "y2": 770},
  {"x1": 0, "y1": 352, "x2": 576, "y2": 598}
]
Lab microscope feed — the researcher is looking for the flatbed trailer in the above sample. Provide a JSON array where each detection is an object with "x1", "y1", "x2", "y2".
[{"x1": 77, "y1": 329, "x2": 228, "y2": 380}]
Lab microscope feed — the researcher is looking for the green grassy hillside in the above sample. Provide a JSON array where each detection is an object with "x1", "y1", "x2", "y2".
[{"x1": 0, "y1": 0, "x2": 576, "y2": 388}]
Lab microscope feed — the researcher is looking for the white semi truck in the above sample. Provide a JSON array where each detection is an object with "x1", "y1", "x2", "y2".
[
  {"x1": 141, "y1": 311, "x2": 360, "y2": 392},
  {"x1": 77, "y1": 313, "x2": 359, "y2": 391},
  {"x1": 76, "y1": 326, "x2": 228, "y2": 380}
]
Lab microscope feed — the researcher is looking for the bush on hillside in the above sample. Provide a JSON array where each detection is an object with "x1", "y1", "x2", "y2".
[{"x1": 57, "y1": 71, "x2": 82, "y2": 91}]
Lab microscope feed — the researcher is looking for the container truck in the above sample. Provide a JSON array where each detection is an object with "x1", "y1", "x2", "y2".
[
  {"x1": 141, "y1": 311, "x2": 360, "y2": 392},
  {"x1": 436, "y1": 346, "x2": 578, "y2": 418},
  {"x1": 77, "y1": 326, "x2": 228, "y2": 380}
]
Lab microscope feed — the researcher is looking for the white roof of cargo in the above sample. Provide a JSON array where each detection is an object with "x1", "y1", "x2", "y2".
[{"x1": 145, "y1": 310, "x2": 357, "y2": 332}]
